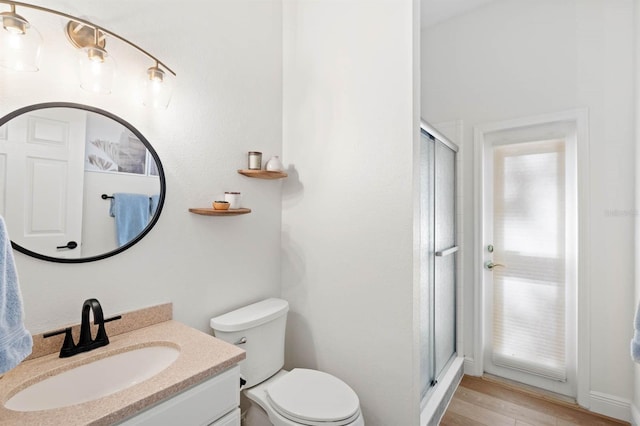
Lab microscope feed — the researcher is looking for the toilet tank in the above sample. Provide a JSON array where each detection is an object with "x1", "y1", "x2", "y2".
[{"x1": 210, "y1": 298, "x2": 289, "y2": 388}]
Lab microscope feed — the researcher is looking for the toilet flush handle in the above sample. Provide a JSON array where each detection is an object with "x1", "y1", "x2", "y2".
[{"x1": 234, "y1": 337, "x2": 247, "y2": 345}]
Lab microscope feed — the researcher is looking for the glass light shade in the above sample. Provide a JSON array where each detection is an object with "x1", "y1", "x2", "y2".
[
  {"x1": 143, "y1": 66, "x2": 173, "y2": 109},
  {"x1": 79, "y1": 46, "x2": 116, "y2": 94},
  {"x1": 0, "y1": 13, "x2": 42, "y2": 71}
]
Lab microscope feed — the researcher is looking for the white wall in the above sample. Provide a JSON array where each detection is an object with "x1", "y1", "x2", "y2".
[
  {"x1": 0, "y1": 0, "x2": 284, "y2": 333},
  {"x1": 422, "y1": 0, "x2": 635, "y2": 419},
  {"x1": 633, "y1": 1, "x2": 640, "y2": 423},
  {"x1": 3, "y1": 1, "x2": 427, "y2": 423},
  {"x1": 281, "y1": 1, "x2": 421, "y2": 425}
]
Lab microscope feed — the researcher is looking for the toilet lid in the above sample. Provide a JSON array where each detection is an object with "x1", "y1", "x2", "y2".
[{"x1": 265, "y1": 369, "x2": 360, "y2": 426}]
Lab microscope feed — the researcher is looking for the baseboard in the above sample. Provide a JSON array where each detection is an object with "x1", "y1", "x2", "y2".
[
  {"x1": 589, "y1": 391, "x2": 632, "y2": 422},
  {"x1": 631, "y1": 402, "x2": 640, "y2": 426},
  {"x1": 463, "y1": 356, "x2": 477, "y2": 376}
]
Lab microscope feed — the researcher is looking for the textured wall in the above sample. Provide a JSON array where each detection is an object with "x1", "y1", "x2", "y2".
[
  {"x1": 422, "y1": 0, "x2": 635, "y2": 419},
  {"x1": 281, "y1": 1, "x2": 421, "y2": 425},
  {"x1": 0, "y1": 0, "x2": 284, "y2": 334}
]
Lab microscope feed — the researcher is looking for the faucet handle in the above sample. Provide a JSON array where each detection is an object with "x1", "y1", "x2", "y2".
[
  {"x1": 42, "y1": 327, "x2": 69, "y2": 338},
  {"x1": 43, "y1": 327, "x2": 76, "y2": 358},
  {"x1": 101, "y1": 315, "x2": 122, "y2": 325},
  {"x1": 94, "y1": 315, "x2": 122, "y2": 346}
]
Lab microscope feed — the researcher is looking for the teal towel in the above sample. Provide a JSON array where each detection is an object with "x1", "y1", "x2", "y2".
[
  {"x1": 109, "y1": 193, "x2": 151, "y2": 247},
  {"x1": 0, "y1": 216, "x2": 32, "y2": 374}
]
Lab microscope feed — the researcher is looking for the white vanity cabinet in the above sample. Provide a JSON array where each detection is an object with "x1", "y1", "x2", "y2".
[{"x1": 117, "y1": 365, "x2": 241, "y2": 426}]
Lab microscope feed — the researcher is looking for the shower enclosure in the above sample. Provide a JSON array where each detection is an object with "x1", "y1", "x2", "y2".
[{"x1": 419, "y1": 120, "x2": 459, "y2": 417}]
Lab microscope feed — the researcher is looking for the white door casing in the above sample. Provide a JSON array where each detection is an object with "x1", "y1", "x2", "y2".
[{"x1": 473, "y1": 109, "x2": 590, "y2": 407}]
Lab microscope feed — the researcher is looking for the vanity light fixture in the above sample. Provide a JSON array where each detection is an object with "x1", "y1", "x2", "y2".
[
  {"x1": 143, "y1": 61, "x2": 173, "y2": 109},
  {"x1": 0, "y1": 3, "x2": 42, "y2": 71},
  {"x1": 0, "y1": 1, "x2": 176, "y2": 107},
  {"x1": 67, "y1": 23, "x2": 116, "y2": 94}
]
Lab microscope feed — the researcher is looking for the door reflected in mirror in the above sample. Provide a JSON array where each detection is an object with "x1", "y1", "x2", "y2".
[{"x1": 0, "y1": 103, "x2": 165, "y2": 263}]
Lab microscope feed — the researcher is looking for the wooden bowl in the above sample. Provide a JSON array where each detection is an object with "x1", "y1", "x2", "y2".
[{"x1": 212, "y1": 201, "x2": 230, "y2": 210}]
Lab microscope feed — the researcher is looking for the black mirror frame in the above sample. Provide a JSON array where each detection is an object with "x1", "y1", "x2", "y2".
[{"x1": 0, "y1": 102, "x2": 166, "y2": 263}]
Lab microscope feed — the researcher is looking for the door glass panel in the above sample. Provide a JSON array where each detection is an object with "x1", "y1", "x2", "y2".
[
  {"x1": 492, "y1": 140, "x2": 566, "y2": 380},
  {"x1": 419, "y1": 132, "x2": 435, "y2": 396},
  {"x1": 434, "y1": 142, "x2": 456, "y2": 379}
]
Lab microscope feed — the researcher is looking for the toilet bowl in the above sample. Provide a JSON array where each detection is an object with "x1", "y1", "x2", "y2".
[
  {"x1": 210, "y1": 298, "x2": 364, "y2": 426},
  {"x1": 245, "y1": 369, "x2": 364, "y2": 426}
]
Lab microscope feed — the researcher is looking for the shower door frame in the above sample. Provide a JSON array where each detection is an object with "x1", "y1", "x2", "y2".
[{"x1": 420, "y1": 119, "x2": 463, "y2": 402}]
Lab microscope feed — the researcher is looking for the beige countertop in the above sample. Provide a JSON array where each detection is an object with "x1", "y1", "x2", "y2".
[{"x1": 0, "y1": 320, "x2": 245, "y2": 425}]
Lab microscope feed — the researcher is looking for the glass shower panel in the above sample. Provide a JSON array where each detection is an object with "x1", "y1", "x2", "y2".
[
  {"x1": 419, "y1": 131, "x2": 435, "y2": 397},
  {"x1": 434, "y1": 142, "x2": 456, "y2": 379},
  {"x1": 420, "y1": 128, "x2": 456, "y2": 398}
]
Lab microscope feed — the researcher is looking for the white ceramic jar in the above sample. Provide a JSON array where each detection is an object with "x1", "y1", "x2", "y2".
[
  {"x1": 265, "y1": 156, "x2": 284, "y2": 172},
  {"x1": 224, "y1": 192, "x2": 241, "y2": 209}
]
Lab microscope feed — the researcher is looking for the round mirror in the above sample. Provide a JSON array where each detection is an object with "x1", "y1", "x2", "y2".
[{"x1": 0, "y1": 103, "x2": 165, "y2": 263}]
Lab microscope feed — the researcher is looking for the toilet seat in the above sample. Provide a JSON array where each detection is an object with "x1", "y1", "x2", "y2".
[{"x1": 265, "y1": 368, "x2": 361, "y2": 426}]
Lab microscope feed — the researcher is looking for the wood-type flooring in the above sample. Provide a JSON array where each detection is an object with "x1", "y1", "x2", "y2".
[{"x1": 439, "y1": 375, "x2": 630, "y2": 426}]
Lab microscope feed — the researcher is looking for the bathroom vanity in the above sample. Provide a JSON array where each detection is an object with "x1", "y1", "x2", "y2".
[
  {"x1": 0, "y1": 305, "x2": 245, "y2": 425},
  {"x1": 117, "y1": 365, "x2": 241, "y2": 425}
]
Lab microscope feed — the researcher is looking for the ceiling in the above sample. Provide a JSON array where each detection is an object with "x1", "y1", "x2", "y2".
[{"x1": 421, "y1": 0, "x2": 497, "y2": 28}]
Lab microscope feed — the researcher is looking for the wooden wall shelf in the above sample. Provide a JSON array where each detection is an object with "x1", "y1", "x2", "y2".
[
  {"x1": 237, "y1": 169, "x2": 288, "y2": 179},
  {"x1": 189, "y1": 208, "x2": 251, "y2": 216}
]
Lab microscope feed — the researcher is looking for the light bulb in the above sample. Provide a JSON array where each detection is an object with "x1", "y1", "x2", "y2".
[
  {"x1": 0, "y1": 10, "x2": 42, "y2": 71},
  {"x1": 79, "y1": 45, "x2": 116, "y2": 94},
  {"x1": 143, "y1": 65, "x2": 172, "y2": 109}
]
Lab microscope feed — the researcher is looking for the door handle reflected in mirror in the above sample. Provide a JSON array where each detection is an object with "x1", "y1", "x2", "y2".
[
  {"x1": 484, "y1": 261, "x2": 505, "y2": 270},
  {"x1": 3, "y1": 104, "x2": 165, "y2": 264},
  {"x1": 56, "y1": 241, "x2": 78, "y2": 250}
]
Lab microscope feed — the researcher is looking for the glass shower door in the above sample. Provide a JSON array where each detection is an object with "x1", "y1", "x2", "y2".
[
  {"x1": 434, "y1": 141, "x2": 457, "y2": 380},
  {"x1": 420, "y1": 128, "x2": 457, "y2": 397}
]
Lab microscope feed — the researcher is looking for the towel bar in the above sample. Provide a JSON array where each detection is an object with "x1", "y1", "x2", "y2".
[
  {"x1": 102, "y1": 194, "x2": 154, "y2": 200},
  {"x1": 435, "y1": 246, "x2": 459, "y2": 257}
]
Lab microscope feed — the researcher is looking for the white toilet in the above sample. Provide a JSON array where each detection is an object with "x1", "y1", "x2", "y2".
[{"x1": 210, "y1": 298, "x2": 364, "y2": 426}]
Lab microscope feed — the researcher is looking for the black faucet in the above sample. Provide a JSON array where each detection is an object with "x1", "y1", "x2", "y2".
[{"x1": 43, "y1": 298, "x2": 121, "y2": 358}]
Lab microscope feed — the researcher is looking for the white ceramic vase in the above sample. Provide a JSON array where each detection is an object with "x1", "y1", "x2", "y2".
[
  {"x1": 224, "y1": 192, "x2": 241, "y2": 209},
  {"x1": 265, "y1": 156, "x2": 284, "y2": 172}
]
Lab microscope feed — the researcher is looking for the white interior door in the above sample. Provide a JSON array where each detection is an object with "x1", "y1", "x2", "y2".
[
  {"x1": 480, "y1": 125, "x2": 577, "y2": 398},
  {"x1": 0, "y1": 108, "x2": 86, "y2": 258}
]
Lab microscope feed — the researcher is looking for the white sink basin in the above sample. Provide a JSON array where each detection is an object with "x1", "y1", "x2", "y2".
[{"x1": 5, "y1": 345, "x2": 180, "y2": 412}]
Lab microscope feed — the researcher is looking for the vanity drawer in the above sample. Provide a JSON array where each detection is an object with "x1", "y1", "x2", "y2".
[{"x1": 118, "y1": 365, "x2": 240, "y2": 426}]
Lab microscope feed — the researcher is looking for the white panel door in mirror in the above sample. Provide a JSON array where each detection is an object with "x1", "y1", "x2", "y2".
[{"x1": 3, "y1": 109, "x2": 85, "y2": 258}]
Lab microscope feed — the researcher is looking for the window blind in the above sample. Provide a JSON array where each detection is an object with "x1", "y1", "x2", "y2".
[{"x1": 492, "y1": 140, "x2": 567, "y2": 382}]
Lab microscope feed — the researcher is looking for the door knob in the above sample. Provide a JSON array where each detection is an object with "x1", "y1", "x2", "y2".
[
  {"x1": 484, "y1": 261, "x2": 505, "y2": 270},
  {"x1": 56, "y1": 241, "x2": 78, "y2": 250}
]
